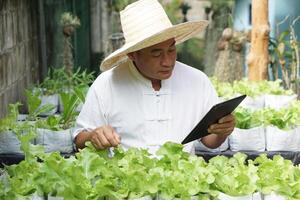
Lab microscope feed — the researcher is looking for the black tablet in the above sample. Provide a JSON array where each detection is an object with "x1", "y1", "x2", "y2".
[{"x1": 181, "y1": 94, "x2": 247, "y2": 144}]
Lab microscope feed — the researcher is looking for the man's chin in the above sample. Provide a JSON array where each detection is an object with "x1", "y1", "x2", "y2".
[{"x1": 159, "y1": 71, "x2": 172, "y2": 80}]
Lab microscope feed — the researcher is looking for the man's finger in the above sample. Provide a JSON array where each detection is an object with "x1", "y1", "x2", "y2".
[
  {"x1": 218, "y1": 114, "x2": 235, "y2": 123},
  {"x1": 91, "y1": 134, "x2": 105, "y2": 149},
  {"x1": 95, "y1": 128, "x2": 115, "y2": 147},
  {"x1": 210, "y1": 127, "x2": 235, "y2": 135},
  {"x1": 102, "y1": 126, "x2": 119, "y2": 147},
  {"x1": 113, "y1": 132, "x2": 121, "y2": 144},
  {"x1": 210, "y1": 121, "x2": 235, "y2": 130}
]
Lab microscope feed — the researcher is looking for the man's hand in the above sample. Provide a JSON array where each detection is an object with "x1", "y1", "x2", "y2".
[
  {"x1": 88, "y1": 125, "x2": 121, "y2": 149},
  {"x1": 208, "y1": 114, "x2": 235, "y2": 136},
  {"x1": 201, "y1": 114, "x2": 235, "y2": 149}
]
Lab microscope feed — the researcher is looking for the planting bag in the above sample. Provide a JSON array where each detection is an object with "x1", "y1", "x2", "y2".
[
  {"x1": 263, "y1": 192, "x2": 286, "y2": 200},
  {"x1": 239, "y1": 95, "x2": 264, "y2": 111},
  {"x1": 264, "y1": 94, "x2": 297, "y2": 109},
  {"x1": 266, "y1": 126, "x2": 300, "y2": 151},
  {"x1": 229, "y1": 127, "x2": 265, "y2": 152},
  {"x1": 218, "y1": 192, "x2": 262, "y2": 200},
  {"x1": 40, "y1": 94, "x2": 59, "y2": 115},
  {"x1": 36, "y1": 128, "x2": 74, "y2": 153},
  {"x1": 0, "y1": 131, "x2": 23, "y2": 154}
]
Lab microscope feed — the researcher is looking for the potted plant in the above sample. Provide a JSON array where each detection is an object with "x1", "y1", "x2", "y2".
[
  {"x1": 37, "y1": 68, "x2": 66, "y2": 115},
  {"x1": 208, "y1": 153, "x2": 262, "y2": 200},
  {"x1": 262, "y1": 79, "x2": 297, "y2": 109},
  {"x1": 229, "y1": 107, "x2": 266, "y2": 152},
  {"x1": 58, "y1": 67, "x2": 94, "y2": 112},
  {"x1": 254, "y1": 154, "x2": 300, "y2": 200},
  {"x1": 35, "y1": 90, "x2": 81, "y2": 153},
  {"x1": 24, "y1": 89, "x2": 56, "y2": 120},
  {"x1": 0, "y1": 103, "x2": 35, "y2": 154},
  {"x1": 264, "y1": 102, "x2": 300, "y2": 151}
]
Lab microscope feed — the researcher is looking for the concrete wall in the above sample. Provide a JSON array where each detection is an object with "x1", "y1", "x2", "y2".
[{"x1": 0, "y1": 0, "x2": 40, "y2": 118}]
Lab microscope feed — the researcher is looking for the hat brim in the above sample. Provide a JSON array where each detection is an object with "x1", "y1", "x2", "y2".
[{"x1": 100, "y1": 20, "x2": 209, "y2": 71}]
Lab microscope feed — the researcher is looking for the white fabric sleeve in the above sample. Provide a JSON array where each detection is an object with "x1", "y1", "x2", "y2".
[{"x1": 72, "y1": 85, "x2": 107, "y2": 140}]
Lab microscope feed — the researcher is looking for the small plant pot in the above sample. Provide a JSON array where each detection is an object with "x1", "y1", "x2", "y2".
[
  {"x1": 28, "y1": 192, "x2": 44, "y2": 200},
  {"x1": 36, "y1": 128, "x2": 74, "y2": 153},
  {"x1": 17, "y1": 114, "x2": 29, "y2": 121},
  {"x1": 157, "y1": 194, "x2": 199, "y2": 200},
  {"x1": 217, "y1": 192, "x2": 262, "y2": 200},
  {"x1": 266, "y1": 126, "x2": 300, "y2": 151},
  {"x1": 264, "y1": 94, "x2": 297, "y2": 110},
  {"x1": 0, "y1": 131, "x2": 23, "y2": 154},
  {"x1": 133, "y1": 196, "x2": 153, "y2": 200},
  {"x1": 263, "y1": 192, "x2": 285, "y2": 200},
  {"x1": 40, "y1": 94, "x2": 59, "y2": 115},
  {"x1": 48, "y1": 196, "x2": 64, "y2": 200},
  {"x1": 229, "y1": 126, "x2": 265, "y2": 152},
  {"x1": 239, "y1": 95, "x2": 265, "y2": 111}
]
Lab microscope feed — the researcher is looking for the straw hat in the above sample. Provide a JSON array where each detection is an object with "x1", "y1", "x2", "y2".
[{"x1": 100, "y1": 0, "x2": 209, "y2": 71}]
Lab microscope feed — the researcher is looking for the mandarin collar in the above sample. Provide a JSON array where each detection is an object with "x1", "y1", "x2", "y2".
[{"x1": 128, "y1": 61, "x2": 172, "y2": 95}]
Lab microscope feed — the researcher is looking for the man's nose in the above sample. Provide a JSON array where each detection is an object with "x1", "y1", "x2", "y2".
[{"x1": 161, "y1": 53, "x2": 174, "y2": 67}]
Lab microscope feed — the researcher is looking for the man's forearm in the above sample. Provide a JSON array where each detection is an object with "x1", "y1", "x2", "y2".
[{"x1": 75, "y1": 131, "x2": 92, "y2": 150}]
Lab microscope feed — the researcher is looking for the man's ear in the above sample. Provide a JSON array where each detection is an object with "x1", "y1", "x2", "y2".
[{"x1": 127, "y1": 52, "x2": 135, "y2": 61}]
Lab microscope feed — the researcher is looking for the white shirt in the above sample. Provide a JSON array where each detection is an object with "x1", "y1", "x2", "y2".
[{"x1": 73, "y1": 61, "x2": 218, "y2": 155}]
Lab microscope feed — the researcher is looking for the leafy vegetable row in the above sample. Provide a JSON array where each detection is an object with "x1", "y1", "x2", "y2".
[{"x1": 1, "y1": 140, "x2": 300, "y2": 200}]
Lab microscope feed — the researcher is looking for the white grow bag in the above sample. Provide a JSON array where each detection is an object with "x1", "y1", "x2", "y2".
[
  {"x1": 36, "y1": 128, "x2": 74, "y2": 153},
  {"x1": 157, "y1": 195, "x2": 199, "y2": 200},
  {"x1": 263, "y1": 192, "x2": 286, "y2": 200},
  {"x1": 217, "y1": 192, "x2": 262, "y2": 200},
  {"x1": 40, "y1": 94, "x2": 59, "y2": 115},
  {"x1": 239, "y1": 95, "x2": 265, "y2": 111},
  {"x1": 229, "y1": 127, "x2": 265, "y2": 152},
  {"x1": 264, "y1": 94, "x2": 297, "y2": 110},
  {"x1": 0, "y1": 130, "x2": 35, "y2": 154},
  {"x1": 0, "y1": 131, "x2": 22, "y2": 154},
  {"x1": 265, "y1": 126, "x2": 300, "y2": 151}
]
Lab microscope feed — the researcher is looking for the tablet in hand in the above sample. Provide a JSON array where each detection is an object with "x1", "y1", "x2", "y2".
[{"x1": 181, "y1": 95, "x2": 247, "y2": 144}]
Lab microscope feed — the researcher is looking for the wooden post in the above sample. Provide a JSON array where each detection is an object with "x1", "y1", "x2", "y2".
[{"x1": 247, "y1": 0, "x2": 270, "y2": 81}]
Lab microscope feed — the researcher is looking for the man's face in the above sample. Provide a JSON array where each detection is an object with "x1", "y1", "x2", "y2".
[{"x1": 128, "y1": 38, "x2": 177, "y2": 81}]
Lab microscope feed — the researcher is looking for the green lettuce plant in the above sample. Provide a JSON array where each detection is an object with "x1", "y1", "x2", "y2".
[
  {"x1": 25, "y1": 89, "x2": 56, "y2": 121},
  {"x1": 208, "y1": 153, "x2": 259, "y2": 196},
  {"x1": 0, "y1": 103, "x2": 21, "y2": 132},
  {"x1": 35, "y1": 90, "x2": 80, "y2": 130}
]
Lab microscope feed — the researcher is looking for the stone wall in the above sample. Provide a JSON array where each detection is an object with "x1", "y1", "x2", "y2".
[{"x1": 0, "y1": 0, "x2": 40, "y2": 118}]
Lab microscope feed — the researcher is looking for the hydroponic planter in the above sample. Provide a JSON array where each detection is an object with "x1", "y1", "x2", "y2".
[
  {"x1": 239, "y1": 95, "x2": 265, "y2": 111},
  {"x1": 0, "y1": 131, "x2": 33, "y2": 154},
  {"x1": 266, "y1": 126, "x2": 300, "y2": 151},
  {"x1": 40, "y1": 94, "x2": 59, "y2": 115},
  {"x1": 229, "y1": 126, "x2": 265, "y2": 152},
  {"x1": 36, "y1": 128, "x2": 74, "y2": 153},
  {"x1": 264, "y1": 94, "x2": 297, "y2": 110},
  {"x1": 263, "y1": 192, "x2": 286, "y2": 200},
  {"x1": 157, "y1": 195, "x2": 199, "y2": 200},
  {"x1": 217, "y1": 192, "x2": 262, "y2": 200}
]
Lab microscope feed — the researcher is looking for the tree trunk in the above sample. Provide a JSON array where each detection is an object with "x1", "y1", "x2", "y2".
[{"x1": 247, "y1": 0, "x2": 270, "y2": 81}]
